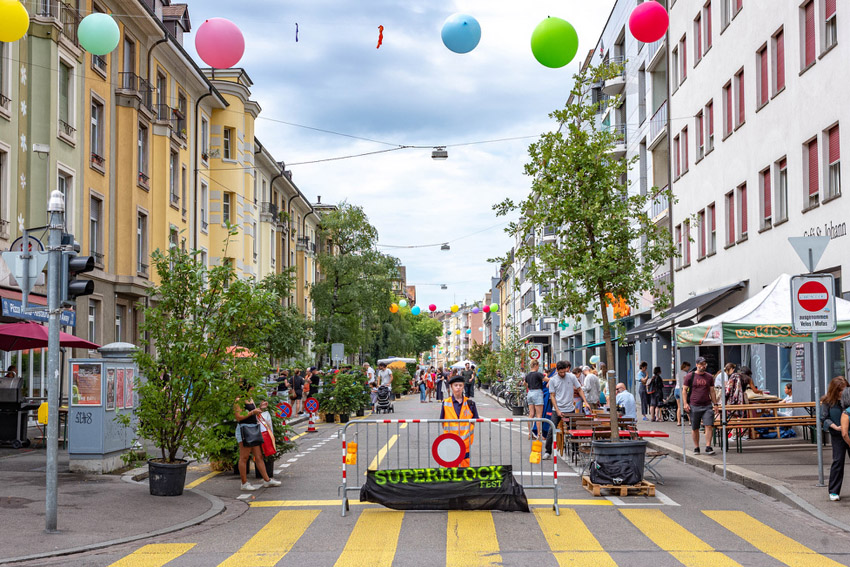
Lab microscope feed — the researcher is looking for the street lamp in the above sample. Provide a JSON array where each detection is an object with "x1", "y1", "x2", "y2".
[
  {"x1": 440, "y1": 243, "x2": 450, "y2": 251},
  {"x1": 431, "y1": 146, "x2": 448, "y2": 160}
]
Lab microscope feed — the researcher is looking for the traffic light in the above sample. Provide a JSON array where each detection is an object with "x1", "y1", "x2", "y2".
[{"x1": 61, "y1": 251, "x2": 94, "y2": 307}]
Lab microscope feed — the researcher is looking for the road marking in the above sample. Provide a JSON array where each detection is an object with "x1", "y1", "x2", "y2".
[
  {"x1": 287, "y1": 458, "x2": 297, "y2": 462},
  {"x1": 334, "y1": 509, "x2": 403, "y2": 567},
  {"x1": 217, "y1": 510, "x2": 319, "y2": 567},
  {"x1": 446, "y1": 511, "x2": 502, "y2": 567},
  {"x1": 605, "y1": 489, "x2": 679, "y2": 507},
  {"x1": 108, "y1": 543, "x2": 195, "y2": 567},
  {"x1": 185, "y1": 470, "x2": 220, "y2": 489},
  {"x1": 291, "y1": 432, "x2": 307, "y2": 441},
  {"x1": 622, "y1": 509, "x2": 742, "y2": 566},
  {"x1": 367, "y1": 423, "x2": 407, "y2": 472},
  {"x1": 534, "y1": 508, "x2": 616, "y2": 567},
  {"x1": 704, "y1": 510, "x2": 845, "y2": 567}
]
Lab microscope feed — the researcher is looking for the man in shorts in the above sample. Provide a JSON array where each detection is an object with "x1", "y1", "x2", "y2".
[{"x1": 683, "y1": 356, "x2": 717, "y2": 455}]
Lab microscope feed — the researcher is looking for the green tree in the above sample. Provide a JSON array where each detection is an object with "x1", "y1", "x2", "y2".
[
  {"x1": 408, "y1": 314, "x2": 443, "y2": 358},
  {"x1": 260, "y1": 270, "x2": 311, "y2": 362},
  {"x1": 495, "y1": 62, "x2": 676, "y2": 439}
]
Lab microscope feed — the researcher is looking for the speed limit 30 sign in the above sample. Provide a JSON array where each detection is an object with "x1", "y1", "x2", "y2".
[{"x1": 791, "y1": 274, "x2": 836, "y2": 333}]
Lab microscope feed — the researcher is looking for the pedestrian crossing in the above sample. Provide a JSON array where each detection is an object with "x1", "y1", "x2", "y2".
[{"x1": 108, "y1": 507, "x2": 848, "y2": 567}]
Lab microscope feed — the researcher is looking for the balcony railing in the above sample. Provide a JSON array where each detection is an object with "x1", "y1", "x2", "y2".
[
  {"x1": 647, "y1": 37, "x2": 665, "y2": 64},
  {"x1": 59, "y1": 2, "x2": 80, "y2": 44},
  {"x1": 138, "y1": 171, "x2": 149, "y2": 187},
  {"x1": 59, "y1": 119, "x2": 75, "y2": 137},
  {"x1": 650, "y1": 188, "x2": 669, "y2": 220},
  {"x1": 605, "y1": 123, "x2": 627, "y2": 144},
  {"x1": 649, "y1": 100, "x2": 668, "y2": 142},
  {"x1": 117, "y1": 73, "x2": 155, "y2": 112},
  {"x1": 0, "y1": 93, "x2": 10, "y2": 108},
  {"x1": 202, "y1": 220, "x2": 209, "y2": 231},
  {"x1": 137, "y1": 263, "x2": 149, "y2": 277},
  {"x1": 261, "y1": 202, "x2": 279, "y2": 217},
  {"x1": 90, "y1": 152, "x2": 105, "y2": 168},
  {"x1": 92, "y1": 251, "x2": 104, "y2": 265},
  {"x1": 92, "y1": 55, "x2": 107, "y2": 74}
]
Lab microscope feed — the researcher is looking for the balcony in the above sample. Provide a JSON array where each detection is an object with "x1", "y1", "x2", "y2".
[
  {"x1": 650, "y1": 189, "x2": 669, "y2": 222},
  {"x1": 138, "y1": 171, "x2": 149, "y2": 188},
  {"x1": 648, "y1": 100, "x2": 668, "y2": 150},
  {"x1": 92, "y1": 54, "x2": 107, "y2": 75},
  {"x1": 605, "y1": 124, "x2": 627, "y2": 158},
  {"x1": 92, "y1": 251, "x2": 104, "y2": 267},
  {"x1": 90, "y1": 152, "x2": 105, "y2": 171},
  {"x1": 35, "y1": 1, "x2": 80, "y2": 44},
  {"x1": 137, "y1": 263, "x2": 149, "y2": 278},
  {"x1": 601, "y1": 56, "x2": 626, "y2": 95},
  {"x1": 541, "y1": 225, "x2": 557, "y2": 242},
  {"x1": 117, "y1": 73, "x2": 155, "y2": 114},
  {"x1": 58, "y1": 119, "x2": 76, "y2": 138},
  {"x1": 261, "y1": 201, "x2": 279, "y2": 218},
  {"x1": 647, "y1": 37, "x2": 666, "y2": 72},
  {"x1": 296, "y1": 236, "x2": 310, "y2": 251},
  {"x1": 0, "y1": 93, "x2": 10, "y2": 108},
  {"x1": 202, "y1": 220, "x2": 209, "y2": 231}
]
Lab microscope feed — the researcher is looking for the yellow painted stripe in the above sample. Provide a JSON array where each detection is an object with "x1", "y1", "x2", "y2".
[
  {"x1": 290, "y1": 432, "x2": 307, "y2": 441},
  {"x1": 217, "y1": 510, "x2": 319, "y2": 567},
  {"x1": 251, "y1": 498, "x2": 611, "y2": 508},
  {"x1": 534, "y1": 508, "x2": 617, "y2": 567},
  {"x1": 528, "y1": 498, "x2": 614, "y2": 507},
  {"x1": 621, "y1": 509, "x2": 742, "y2": 567},
  {"x1": 367, "y1": 422, "x2": 407, "y2": 471},
  {"x1": 185, "y1": 470, "x2": 220, "y2": 489},
  {"x1": 704, "y1": 511, "x2": 845, "y2": 567},
  {"x1": 109, "y1": 543, "x2": 195, "y2": 567},
  {"x1": 334, "y1": 509, "x2": 403, "y2": 567},
  {"x1": 446, "y1": 511, "x2": 502, "y2": 567}
]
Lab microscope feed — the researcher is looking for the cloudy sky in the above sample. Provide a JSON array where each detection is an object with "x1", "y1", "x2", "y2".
[{"x1": 185, "y1": 0, "x2": 615, "y2": 309}]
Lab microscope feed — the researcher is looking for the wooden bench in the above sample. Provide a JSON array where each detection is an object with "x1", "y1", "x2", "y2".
[{"x1": 713, "y1": 402, "x2": 816, "y2": 452}]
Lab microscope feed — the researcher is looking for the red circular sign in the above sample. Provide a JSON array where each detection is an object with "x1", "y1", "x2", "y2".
[
  {"x1": 304, "y1": 397, "x2": 319, "y2": 413},
  {"x1": 797, "y1": 281, "x2": 829, "y2": 312},
  {"x1": 276, "y1": 402, "x2": 292, "y2": 419},
  {"x1": 431, "y1": 433, "x2": 467, "y2": 468}
]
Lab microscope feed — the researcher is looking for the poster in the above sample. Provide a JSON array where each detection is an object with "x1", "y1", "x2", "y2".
[
  {"x1": 116, "y1": 367, "x2": 125, "y2": 409},
  {"x1": 794, "y1": 343, "x2": 806, "y2": 382},
  {"x1": 105, "y1": 368, "x2": 115, "y2": 410},
  {"x1": 72, "y1": 363, "x2": 102, "y2": 406},
  {"x1": 125, "y1": 368, "x2": 134, "y2": 409}
]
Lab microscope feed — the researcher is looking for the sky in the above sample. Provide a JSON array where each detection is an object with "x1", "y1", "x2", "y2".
[{"x1": 183, "y1": 0, "x2": 615, "y2": 309}]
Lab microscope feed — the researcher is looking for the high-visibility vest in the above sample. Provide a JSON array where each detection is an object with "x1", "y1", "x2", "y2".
[{"x1": 442, "y1": 397, "x2": 475, "y2": 467}]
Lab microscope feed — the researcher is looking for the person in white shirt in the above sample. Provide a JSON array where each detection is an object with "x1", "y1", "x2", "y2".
[
  {"x1": 778, "y1": 383, "x2": 794, "y2": 417},
  {"x1": 615, "y1": 383, "x2": 637, "y2": 420}
]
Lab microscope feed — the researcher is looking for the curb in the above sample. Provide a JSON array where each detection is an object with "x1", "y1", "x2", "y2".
[
  {"x1": 0, "y1": 488, "x2": 226, "y2": 565},
  {"x1": 646, "y1": 437, "x2": 850, "y2": 533}
]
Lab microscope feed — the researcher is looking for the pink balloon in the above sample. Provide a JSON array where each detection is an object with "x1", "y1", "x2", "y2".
[
  {"x1": 429, "y1": 304, "x2": 437, "y2": 312},
  {"x1": 629, "y1": 1, "x2": 669, "y2": 43},
  {"x1": 195, "y1": 18, "x2": 245, "y2": 69},
  {"x1": 482, "y1": 305, "x2": 491, "y2": 313}
]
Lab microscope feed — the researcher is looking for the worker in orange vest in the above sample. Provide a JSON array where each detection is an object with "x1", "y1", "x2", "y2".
[{"x1": 440, "y1": 375, "x2": 479, "y2": 467}]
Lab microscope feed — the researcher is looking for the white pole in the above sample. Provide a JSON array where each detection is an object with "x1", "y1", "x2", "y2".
[{"x1": 720, "y1": 346, "x2": 727, "y2": 480}]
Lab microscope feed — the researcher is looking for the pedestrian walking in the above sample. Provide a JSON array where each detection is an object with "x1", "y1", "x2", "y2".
[
  {"x1": 234, "y1": 387, "x2": 280, "y2": 491},
  {"x1": 440, "y1": 375, "x2": 479, "y2": 467},
  {"x1": 637, "y1": 361, "x2": 649, "y2": 421},
  {"x1": 290, "y1": 369, "x2": 305, "y2": 415},
  {"x1": 821, "y1": 376, "x2": 849, "y2": 501},
  {"x1": 426, "y1": 367, "x2": 436, "y2": 402},
  {"x1": 524, "y1": 360, "x2": 546, "y2": 440},
  {"x1": 647, "y1": 366, "x2": 664, "y2": 422},
  {"x1": 683, "y1": 357, "x2": 718, "y2": 455},
  {"x1": 544, "y1": 361, "x2": 590, "y2": 460},
  {"x1": 676, "y1": 362, "x2": 690, "y2": 426},
  {"x1": 435, "y1": 367, "x2": 446, "y2": 401},
  {"x1": 462, "y1": 362, "x2": 475, "y2": 398}
]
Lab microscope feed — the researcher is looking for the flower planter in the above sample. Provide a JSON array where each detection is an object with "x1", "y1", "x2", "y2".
[
  {"x1": 324, "y1": 413, "x2": 336, "y2": 423},
  {"x1": 511, "y1": 406, "x2": 525, "y2": 416},
  {"x1": 338, "y1": 413, "x2": 350, "y2": 423},
  {"x1": 148, "y1": 459, "x2": 188, "y2": 497},
  {"x1": 590, "y1": 439, "x2": 647, "y2": 482},
  {"x1": 355, "y1": 408, "x2": 365, "y2": 417},
  {"x1": 254, "y1": 457, "x2": 276, "y2": 479}
]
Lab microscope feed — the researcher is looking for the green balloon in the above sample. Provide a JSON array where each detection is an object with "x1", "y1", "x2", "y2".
[
  {"x1": 398, "y1": 299, "x2": 408, "y2": 308},
  {"x1": 531, "y1": 17, "x2": 579, "y2": 69},
  {"x1": 490, "y1": 303, "x2": 499, "y2": 312},
  {"x1": 78, "y1": 13, "x2": 120, "y2": 56}
]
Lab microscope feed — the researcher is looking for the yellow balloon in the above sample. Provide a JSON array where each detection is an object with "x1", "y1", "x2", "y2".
[
  {"x1": 450, "y1": 304, "x2": 459, "y2": 313},
  {"x1": 0, "y1": 0, "x2": 30, "y2": 43},
  {"x1": 455, "y1": 330, "x2": 461, "y2": 335}
]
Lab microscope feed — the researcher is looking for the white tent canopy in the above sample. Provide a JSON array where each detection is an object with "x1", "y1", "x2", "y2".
[
  {"x1": 377, "y1": 357, "x2": 417, "y2": 365},
  {"x1": 450, "y1": 360, "x2": 476, "y2": 369}
]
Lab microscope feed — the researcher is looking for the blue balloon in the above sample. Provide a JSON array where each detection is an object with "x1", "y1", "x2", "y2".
[
  {"x1": 441, "y1": 13, "x2": 481, "y2": 54},
  {"x1": 411, "y1": 305, "x2": 421, "y2": 316}
]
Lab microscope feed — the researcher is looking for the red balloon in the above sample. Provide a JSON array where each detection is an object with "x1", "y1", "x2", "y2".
[
  {"x1": 483, "y1": 305, "x2": 491, "y2": 313},
  {"x1": 629, "y1": 1, "x2": 669, "y2": 43},
  {"x1": 429, "y1": 304, "x2": 437, "y2": 312}
]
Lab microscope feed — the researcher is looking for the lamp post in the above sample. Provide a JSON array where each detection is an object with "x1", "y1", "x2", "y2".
[{"x1": 45, "y1": 189, "x2": 64, "y2": 532}]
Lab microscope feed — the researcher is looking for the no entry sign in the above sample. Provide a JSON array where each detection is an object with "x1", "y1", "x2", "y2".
[
  {"x1": 431, "y1": 433, "x2": 467, "y2": 468},
  {"x1": 791, "y1": 274, "x2": 836, "y2": 333}
]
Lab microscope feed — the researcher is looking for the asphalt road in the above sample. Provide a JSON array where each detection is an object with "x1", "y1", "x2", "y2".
[{"x1": 16, "y1": 391, "x2": 850, "y2": 567}]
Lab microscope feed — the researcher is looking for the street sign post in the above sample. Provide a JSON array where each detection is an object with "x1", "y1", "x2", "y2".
[
  {"x1": 331, "y1": 343, "x2": 344, "y2": 364},
  {"x1": 791, "y1": 274, "x2": 837, "y2": 334}
]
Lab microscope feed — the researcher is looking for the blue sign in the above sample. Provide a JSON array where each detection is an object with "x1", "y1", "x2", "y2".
[{"x1": 2, "y1": 297, "x2": 76, "y2": 327}]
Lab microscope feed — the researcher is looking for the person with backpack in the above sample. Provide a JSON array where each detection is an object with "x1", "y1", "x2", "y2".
[
  {"x1": 647, "y1": 366, "x2": 664, "y2": 422},
  {"x1": 683, "y1": 357, "x2": 718, "y2": 455}
]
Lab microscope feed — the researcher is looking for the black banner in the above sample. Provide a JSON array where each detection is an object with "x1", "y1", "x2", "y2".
[{"x1": 359, "y1": 465, "x2": 529, "y2": 512}]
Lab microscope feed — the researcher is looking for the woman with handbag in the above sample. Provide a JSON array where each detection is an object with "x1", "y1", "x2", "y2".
[{"x1": 235, "y1": 389, "x2": 281, "y2": 491}]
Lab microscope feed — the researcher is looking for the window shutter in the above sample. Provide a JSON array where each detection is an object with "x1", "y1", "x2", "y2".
[
  {"x1": 683, "y1": 128, "x2": 688, "y2": 167},
  {"x1": 826, "y1": 0, "x2": 836, "y2": 19},
  {"x1": 776, "y1": 31, "x2": 785, "y2": 90},
  {"x1": 725, "y1": 85, "x2": 733, "y2": 134},
  {"x1": 708, "y1": 103, "x2": 714, "y2": 136},
  {"x1": 738, "y1": 72, "x2": 745, "y2": 124},
  {"x1": 805, "y1": 1, "x2": 815, "y2": 67},
  {"x1": 829, "y1": 125, "x2": 840, "y2": 164},
  {"x1": 779, "y1": 157, "x2": 787, "y2": 171},
  {"x1": 706, "y1": 3, "x2": 712, "y2": 47},
  {"x1": 809, "y1": 139, "x2": 819, "y2": 196},
  {"x1": 710, "y1": 205, "x2": 716, "y2": 231},
  {"x1": 675, "y1": 136, "x2": 680, "y2": 177},
  {"x1": 736, "y1": 0, "x2": 743, "y2": 12},
  {"x1": 682, "y1": 38, "x2": 687, "y2": 78},
  {"x1": 759, "y1": 49, "x2": 768, "y2": 105},
  {"x1": 763, "y1": 170, "x2": 772, "y2": 218},
  {"x1": 727, "y1": 194, "x2": 735, "y2": 244},
  {"x1": 696, "y1": 15, "x2": 702, "y2": 60},
  {"x1": 698, "y1": 114, "x2": 704, "y2": 147},
  {"x1": 740, "y1": 185, "x2": 748, "y2": 234}
]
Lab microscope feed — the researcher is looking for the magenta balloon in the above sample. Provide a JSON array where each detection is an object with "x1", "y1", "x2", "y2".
[
  {"x1": 628, "y1": 1, "x2": 669, "y2": 43},
  {"x1": 482, "y1": 305, "x2": 490, "y2": 313},
  {"x1": 195, "y1": 18, "x2": 245, "y2": 69},
  {"x1": 429, "y1": 304, "x2": 437, "y2": 312}
]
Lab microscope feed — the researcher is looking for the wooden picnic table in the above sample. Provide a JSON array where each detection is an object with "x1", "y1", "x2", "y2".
[{"x1": 713, "y1": 401, "x2": 816, "y2": 452}]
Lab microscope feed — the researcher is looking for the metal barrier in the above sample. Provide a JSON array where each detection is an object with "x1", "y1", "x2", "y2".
[{"x1": 339, "y1": 418, "x2": 559, "y2": 516}]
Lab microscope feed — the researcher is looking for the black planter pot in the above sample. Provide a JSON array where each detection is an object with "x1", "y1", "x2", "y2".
[
  {"x1": 324, "y1": 413, "x2": 336, "y2": 423},
  {"x1": 339, "y1": 413, "x2": 350, "y2": 423},
  {"x1": 590, "y1": 439, "x2": 647, "y2": 481},
  {"x1": 255, "y1": 457, "x2": 276, "y2": 479},
  {"x1": 148, "y1": 459, "x2": 188, "y2": 497},
  {"x1": 511, "y1": 405, "x2": 525, "y2": 416},
  {"x1": 355, "y1": 408, "x2": 365, "y2": 417}
]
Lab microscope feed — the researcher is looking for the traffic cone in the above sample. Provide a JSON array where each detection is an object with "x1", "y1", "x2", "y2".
[{"x1": 307, "y1": 412, "x2": 317, "y2": 433}]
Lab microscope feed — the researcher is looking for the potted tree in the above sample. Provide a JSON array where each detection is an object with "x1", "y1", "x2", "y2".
[{"x1": 123, "y1": 233, "x2": 277, "y2": 496}]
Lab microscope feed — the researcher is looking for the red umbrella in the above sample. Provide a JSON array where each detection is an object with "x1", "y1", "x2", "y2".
[{"x1": 0, "y1": 321, "x2": 101, "y2": 351}]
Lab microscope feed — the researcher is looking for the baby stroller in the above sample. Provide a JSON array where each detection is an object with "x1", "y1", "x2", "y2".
[
  {"x1": 375, "y1": 385, "x2": 394, "y2": 414},
  {"x1": 658, "y1": 384, "x2": 678, "y2": 422}
]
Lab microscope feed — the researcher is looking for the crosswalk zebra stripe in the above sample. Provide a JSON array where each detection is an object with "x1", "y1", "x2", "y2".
[
  {"x1": 534, "y1": 508, "x2": 617, "y2": 567},
  {"x1": 446, "y1": 510, "x2": 502, "y2": 567},
  {"x1": 703, "y1": 510, "x2": 845, "y2": 567},
  {"x1": 621, "y1": 509, "x2": 743, "y2": 567},
  {"x1": 334, "y1": 509, "x2": 403, "y2": 567},
  {"x1": 217, "y1": 509, "x2": 319, "y2": 567},
  {"x1": 108, "y1": 543, "x2": 195, "y2": 567}
]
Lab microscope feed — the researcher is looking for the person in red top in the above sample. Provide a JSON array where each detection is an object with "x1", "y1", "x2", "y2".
[{"x1": 683, "y1": 357, "x2": 718, "y2": 455}]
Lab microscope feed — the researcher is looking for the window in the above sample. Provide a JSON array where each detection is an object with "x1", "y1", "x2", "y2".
[
  {"x1": 696, "y1": 111, "x2": 705, "y2": 159},
  {"x1": 698, "y1": 209, "x2": 707, "y2": 259},
  {"x1": 90, "y1": 98, "x2": 104, "y2": 167},
  {"x1": 58, "y1": 60, "x2": 74, "y2": 139},
  {"x1": 694, "y1": 13, "x2": 703, "y2": 63},
  {"x1": 253, "y1": 222, "x2": 258, "y2": 261},
  {"x1": 90, "y1": 196, "x2": 102, "y2": 261},
  {"x1": 201, "y1": 117, "x2": 209, "y2": 160},
  {"x1": 725, "y1": 191, "x2": 735, "y2": 246},
  {"x1": 774, "y1": 28, "x2": 785, "y2": 93},
  {"x1": 88, "y1": 301, "x2": 99, "y2": 345},
  {"x1": 122, "y1": 36, "x2": 135, "y2": 77},
  {"x1": 261, "y1": 179, "x2": 266, "y2": 204},
  {"x1": 807, "y1": 138, "x2": 819, "y2": 207},
  {"x1": 223, "y1": 192, "x2": 232, "y2": 223},
  {"x1": 827, "y1": 124, "x2": 840, "y2": 199},
  {"x1": 675, "y1": 224, "x2": 683, "y2": 268},
  {"x1": 674, "y1": 134, "x2": 681, "y2": 178},
  {"x1": 223, "y1": 128, "x2": 233, "y2": 159},
  {"x1": 0, "y1": 42, "x2": 9, "y2": 113},
  {"x1": 683, "y1": 220, "x2": 692, "y2": 266},
  {"x1": 115, "y1": 305, "x2": 124, "y2": 343},
  {"x1": 723, "y1": 82, "x2": 733, "y2": 137},
  {"x1": 760, "y1": 168, "x2": 772, "y2": 228},
  {"x1": 156, "y1": 71, "x2": 167, "y2": 110},
  {"x1": 735, "y1": 69, "x2": 745, "y2": 127},
  {"x1": 682, "y1": 127, "x2": 689, "y2": 173},
  {"x1": 57, "y1": 169, "x2": 73, "y2": 233},
  {"x1": 200, "y1": 182, "x2": 208, "y2": 230},
  {"x1": 757, "y1": 46, "x2": 769, "y2": 108},
  {"x1": 137, "y1": 212, "x2": 148, "y2": 274},
  {"x1": 825, "y1": 0, "x2": 837, "y2": 50},
  {"x1": 737, "y1": 183, "x2": 748, "y2": 239},
  {"x1": 721, "y1": 0, "x2": 736, "y2": 28},
  {"x1": 706, "y1": 100, "x2": 714, "y2": 151},
  {"x1": 137, "y1": 123, "x2": 148, "y2": 184},
  {"x1": 169, "y1": 227, "x2": 178, "y2": 250},
  {"x1": 704, "y1": 1, "x2": 713, "y2": 50},
  {"x1": 671, "y1": 46, "x2": 679, "y2": 88},
  {"x1": 679, "y1": 35, "x2": 688, "y2": 81},
  {"x1": 169, "y1": 150, "x2": 179, "y2": 204},
  {"x1": 776, "y1": 158, "x2": 788, "y2": 221},
  {"x1": 181, "y1": 165, "x2": 187, "y2": 216},
  {"x1": 803, "y1": 1, "x2": 816, "y2": 68},
  {"x1": 708, "y1": 202, "x2": 717, "y2": 254}
]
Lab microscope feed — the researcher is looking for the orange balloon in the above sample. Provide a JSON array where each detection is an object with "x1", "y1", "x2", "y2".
[{"x1": 390, "y1": 303, "x2": 399, "y2": 313}]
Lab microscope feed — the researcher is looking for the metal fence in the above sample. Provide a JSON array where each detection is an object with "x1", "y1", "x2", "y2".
[{"x1": 339, "y1": 417, "x2": 559, "y2": 516}]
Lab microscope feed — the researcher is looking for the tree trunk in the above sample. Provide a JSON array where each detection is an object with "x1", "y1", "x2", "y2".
[{"x1": 599, "y1": 290, "x2": 620, "y2": 442}]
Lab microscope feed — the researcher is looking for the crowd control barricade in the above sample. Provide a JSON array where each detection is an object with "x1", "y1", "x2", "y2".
[{"x1": 339, "y1": 418, "x2": 559, "y2": 516}]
